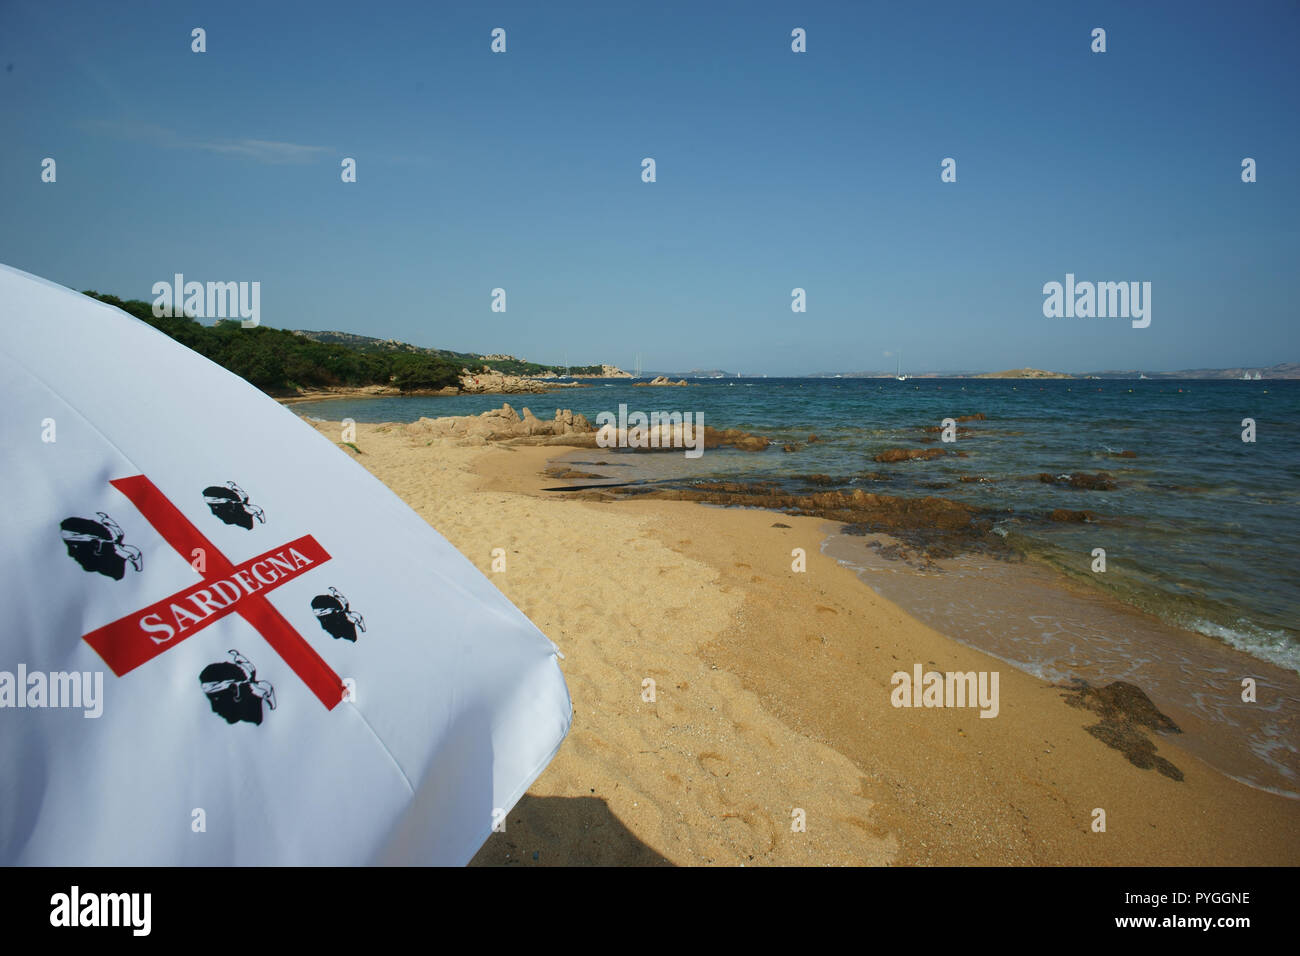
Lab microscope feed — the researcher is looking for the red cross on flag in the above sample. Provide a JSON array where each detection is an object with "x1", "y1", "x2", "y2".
[{"x1": 0, "y1": 264, "x2": 572, "y2": 865}]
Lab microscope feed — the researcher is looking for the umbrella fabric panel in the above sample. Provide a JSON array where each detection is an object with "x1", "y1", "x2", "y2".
[{"x1": 0, "y1": 264, "x2": 572, "y2": 864}]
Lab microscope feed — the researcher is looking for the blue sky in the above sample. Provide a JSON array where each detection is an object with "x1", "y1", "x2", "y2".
[{"x1": 2, "y1": 1, "x2": 1296, "y2": 374}]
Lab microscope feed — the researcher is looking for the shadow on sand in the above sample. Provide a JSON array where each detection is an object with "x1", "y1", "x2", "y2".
[{"x1": 470, "y1": 794, "x2": 673, "y2": 866}]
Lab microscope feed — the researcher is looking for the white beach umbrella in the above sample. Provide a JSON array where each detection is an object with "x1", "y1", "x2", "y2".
[{"x1": 0, "y1": 264, "x2": 571, "y2": 865}]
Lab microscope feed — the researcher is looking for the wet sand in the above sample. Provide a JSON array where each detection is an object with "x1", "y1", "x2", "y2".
[
  {"x1": 307, "y1": 418, "x2": 1300, "y2": 865},
  {"x1": 822, "y1": 533, "x2": 1300, "y2": 798}
]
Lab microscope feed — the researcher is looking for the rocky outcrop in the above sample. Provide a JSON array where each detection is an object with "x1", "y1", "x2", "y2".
[
  {"x1": 874, "y1": 448, "x2": 966, "y2": 463},
  {"x1": 703, "y1": 427, "x2": 769, "y2": 452},
  {"x1": 404, "y1": 404, "x2": 596, "y2": 445},
  {"x1": 459, "y1": 369, "x2": 585, "y2": 394},
  {"x1": 634, "y1": 376, "x2": 690, "y2": 387},
  {"x1": 1061, "y1": 680, "x2": 1182, "y2": 781},
  {"x1": 1048, "y1": 509, "x2": 1097, "y2": 522},
  {"x1": 571, "y1": 481, "x2": 1000, "y2": 559},
  {"x1": 1038, "y1": 472, "x2": 1117, "y2": 491},
  {"x1": 589, "y1": 422, "x2": 770, "y2": 453},
  {"x1": 400, "y1": 404, "x2": 771, "y2": 452}
]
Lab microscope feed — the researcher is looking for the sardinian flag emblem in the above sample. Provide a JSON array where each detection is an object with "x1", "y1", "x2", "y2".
[
  {"x1": 68, "y1": 475, "x2": 349, "y2": 716},
  {"x1": 59, "y1": 511, "x2": 143, "y2": 580}
]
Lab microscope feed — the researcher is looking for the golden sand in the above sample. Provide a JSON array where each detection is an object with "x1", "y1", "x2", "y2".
[{"x1": 307, "y1": 418, "x2": 1300, "y2": 866}]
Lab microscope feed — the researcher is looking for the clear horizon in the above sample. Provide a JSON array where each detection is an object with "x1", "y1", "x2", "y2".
[{"x1": 2, "y1": 0, "x2": 1297, "y2": 374}]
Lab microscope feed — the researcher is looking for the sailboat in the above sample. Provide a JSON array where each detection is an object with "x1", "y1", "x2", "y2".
[
  {"x1": 1242, "y1": 371, "x2": 1252, "y2": 381},
  {"x1": 1253, "y1": 371, "x2": 1262, "y2": 380},
  {"x1": 895, "y1": 352, "x2": 907, "y2": 382}
]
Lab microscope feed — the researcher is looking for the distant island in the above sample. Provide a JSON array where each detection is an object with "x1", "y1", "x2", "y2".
[
  {"x1": 977, "y1": 368, "x2": 1073, "y2": 379},
  {"x1": 803, "y1": 363, "x2": 1298, "y2": 380}
]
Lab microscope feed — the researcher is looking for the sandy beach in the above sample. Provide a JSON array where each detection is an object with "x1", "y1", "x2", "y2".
[{"x1": 305, "y1": 416, "x2": 1300, "y2": 866}]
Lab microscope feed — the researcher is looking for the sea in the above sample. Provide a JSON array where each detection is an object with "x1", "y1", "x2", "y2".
[{"x1": 295, "y1": 377, "x2": 1300, "y2": 796}]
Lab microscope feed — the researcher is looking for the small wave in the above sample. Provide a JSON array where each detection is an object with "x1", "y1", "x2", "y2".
[
  {"x1": 1185, "y1": 618, "x2": 1300, "y2": 674},
  {"x1": 1217, "y1": 771, "x2": 1299, "y2": 801}
]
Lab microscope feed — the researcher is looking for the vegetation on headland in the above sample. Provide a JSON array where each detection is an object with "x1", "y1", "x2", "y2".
[
  {"x1": 81, "y1": 293, "x2": 1294, "y2": 387},
  {"x1": 289, "y1": 330, "x2": 606, "y2": 378},
  {"x1": 79, "y1": 293, "x2": 601, "y2": 393}
]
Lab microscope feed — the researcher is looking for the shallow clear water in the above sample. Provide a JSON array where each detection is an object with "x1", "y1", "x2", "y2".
[{"x1": 822, "y1": 528, "x2": 1299, "y2": 796}]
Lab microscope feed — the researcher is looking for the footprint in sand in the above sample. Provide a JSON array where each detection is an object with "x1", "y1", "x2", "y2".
[
  {"x1": 697, "y1": 751, "x2": 729, "y2": 777},
  {"x1": 720, "y1": 806, "x2": 778, "y2": 854}
]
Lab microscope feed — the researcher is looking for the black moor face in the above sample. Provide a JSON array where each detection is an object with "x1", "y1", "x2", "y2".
[
  {"x1": 202, "y1": 484, "x2": 264, "y2": 531},
  {"x1": 318, "y1": 609, "x2": 358, "y2": 642},
  {"x1": 312, "y1": 591, "x2": 363, "y2": 642},
  {"x1": 199, "y1": 653, "x2": 275, "y2": 726},
  {"x1": 203, "y1": 683, "x2": 267, "y2": 725},
  {"x1": 59, "y1": 514, "x2": 141, "y2": 580},
  {"x1": 206, "y1": 499, "x2": 255, "y2": 529},
  {"x1": 64, "y1": 536, "x2": 128, "y2": 579}
]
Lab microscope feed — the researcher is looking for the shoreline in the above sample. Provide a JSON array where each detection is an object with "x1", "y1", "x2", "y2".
[
  {"x1": 819, "y1": 527, "x2": 1300, "y2": 798},
  {"x1": 274, "y1": 382, "x2": 596, "y2": 406},
  {"x1": 304, "y1": 416, "x2": 1300, "y2": 865},
  {"x1": 546, "y1": 444, "x2": 1300, "y2": 799}
]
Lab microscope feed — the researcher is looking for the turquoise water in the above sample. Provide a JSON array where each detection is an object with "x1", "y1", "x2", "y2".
[{"x1": 296, "y1": 378, "x2": 1300, "y2": 674}]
